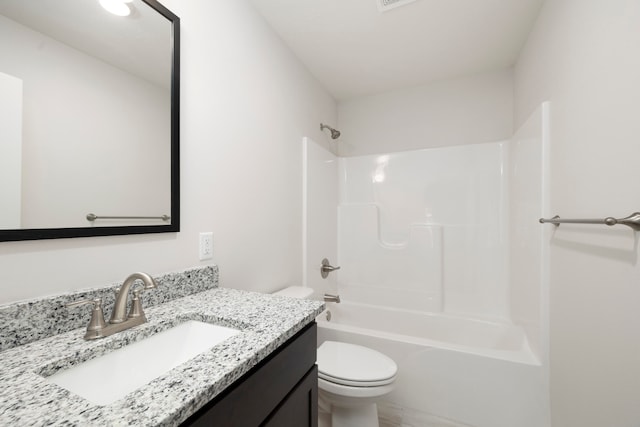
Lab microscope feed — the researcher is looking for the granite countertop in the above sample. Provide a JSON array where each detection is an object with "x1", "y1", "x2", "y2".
[{"x1": 0, "y1": 287, "x2": 324, "y2": 426}]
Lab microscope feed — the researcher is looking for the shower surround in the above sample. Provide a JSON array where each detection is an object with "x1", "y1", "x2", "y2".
[
  {"x1": 305, "y1": 103, "x2": 550, "y2": 427},
  {"x1": 338, "y1": 141, "x2": 508, "y2": 318}
]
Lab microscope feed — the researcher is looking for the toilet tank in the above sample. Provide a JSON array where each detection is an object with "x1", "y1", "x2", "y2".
[{"x1": 273, "y1": 286, "x2": 314, "y2": 299}]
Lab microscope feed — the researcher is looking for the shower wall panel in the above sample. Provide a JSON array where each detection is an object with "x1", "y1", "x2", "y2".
[
  {"x1": 338, "y1": 204, "x2": 443, "y2": 312},
  {"x1": 338, "y1": 143, "x2": 510, "y2": 320},
  {"x1": 508, "y1": 102, "x2": 549, "y2": 361},
  {"x1": 303, "y1": 137, "x2": 338, "y2": 297}
]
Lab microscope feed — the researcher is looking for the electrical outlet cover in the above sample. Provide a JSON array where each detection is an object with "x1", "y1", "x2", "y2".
[{"x1": 199, "y1": 232, "x2": 213, "y2": 260}]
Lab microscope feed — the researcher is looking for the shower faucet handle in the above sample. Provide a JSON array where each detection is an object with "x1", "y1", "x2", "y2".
[{"x1": 321, "y1": 258, "x2": 341, "y2": 279}]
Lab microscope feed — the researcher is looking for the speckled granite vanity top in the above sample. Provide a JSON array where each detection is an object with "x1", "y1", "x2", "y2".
[{"x1": 0, "y1": 267, "x2": 323, "y2": 426}]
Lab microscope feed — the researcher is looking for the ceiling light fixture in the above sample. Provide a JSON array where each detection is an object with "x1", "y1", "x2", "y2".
[{"x1": 99, "y1": 0, "x2": 132, "y2": 17}]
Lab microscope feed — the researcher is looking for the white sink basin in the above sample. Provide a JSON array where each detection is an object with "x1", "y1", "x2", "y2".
[{"x1": 45, "y1": 320, "x2": 240, "y2": 405}]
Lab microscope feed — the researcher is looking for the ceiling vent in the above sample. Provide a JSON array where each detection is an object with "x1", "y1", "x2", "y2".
[{"x1": 377, "y1": 0, "x2": 418, "y2": 12}]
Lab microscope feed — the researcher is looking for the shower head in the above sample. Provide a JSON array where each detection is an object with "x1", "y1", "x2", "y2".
[{"x1": 320, "y1": 123, "x2": 341, "y2": 140}]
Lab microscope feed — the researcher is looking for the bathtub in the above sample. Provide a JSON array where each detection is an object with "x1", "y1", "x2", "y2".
[
  {"x1": 316, "y1": 302, "x2": 549, "y2": 427},
  {"x1": 317, "y1": 301, "x2": 537, "y2": 365}
]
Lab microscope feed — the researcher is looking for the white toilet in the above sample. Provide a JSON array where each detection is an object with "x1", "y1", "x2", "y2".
[{"x1": 273, "y1": 286, "x2": 398, "y2": 427}]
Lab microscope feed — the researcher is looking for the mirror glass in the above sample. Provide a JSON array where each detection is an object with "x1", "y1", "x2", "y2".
[{"x1": 0, "y1": 0, "x2": 179, "y2": 241}]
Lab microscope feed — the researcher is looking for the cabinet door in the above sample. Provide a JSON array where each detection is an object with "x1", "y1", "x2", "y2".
[
  {"x1": 182, "y1": 323, "x2": 317, "y2": 427},
  {"x1": 262, "y1": 365, "x2": 318, "y2": 427}
]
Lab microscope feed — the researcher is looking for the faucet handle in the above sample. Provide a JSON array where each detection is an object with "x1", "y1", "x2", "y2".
[
  {"x1": 66, "y1": 297, "x2": 102, "y2": 309},
  {"x1": 320, "y1": 258, "x2": 341, "y2": 278},
  {"x1": 127, "y1": 289, "x2": 147, "y2": 320},
  {"x1": 66, "y1": 298, "x2": 107, "y2": 338}
]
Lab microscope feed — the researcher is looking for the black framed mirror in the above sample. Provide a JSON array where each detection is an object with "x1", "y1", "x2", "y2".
[{"x1": 0, "y1": 0, "x2": 179, "y2": 241}]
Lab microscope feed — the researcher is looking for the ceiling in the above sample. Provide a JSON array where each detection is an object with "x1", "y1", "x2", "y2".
[{"x1": 249, "y1": 0, "x2": 545, "y2": 100}]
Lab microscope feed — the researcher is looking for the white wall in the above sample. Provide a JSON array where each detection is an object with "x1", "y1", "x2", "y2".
[
  {"x1": 0, "y1": 0, "x2": 337, "y2": 304},
  {"x1": 515, "y1": 1, "x2": 640, "y2": 426},
  {"x1": 336, "y1": 68, "x2": 514, "y2": 156}
]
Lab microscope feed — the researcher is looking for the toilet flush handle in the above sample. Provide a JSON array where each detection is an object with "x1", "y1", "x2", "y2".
[{"x1": 320, "y1": 258, "x2": 341, "y2": 279}]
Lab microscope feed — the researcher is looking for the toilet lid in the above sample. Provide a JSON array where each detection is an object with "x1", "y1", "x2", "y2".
[{"x1": 317, "y1": 341, "x2": 397, "y2": 387}]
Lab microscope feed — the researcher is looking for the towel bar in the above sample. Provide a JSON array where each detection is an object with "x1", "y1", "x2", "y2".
[
  {"x1": 86, "y1": 214, "x2": 170, "y2": 222},
  {"x1": 539, "y1": 212, "x2": 640, "y2": 231}
]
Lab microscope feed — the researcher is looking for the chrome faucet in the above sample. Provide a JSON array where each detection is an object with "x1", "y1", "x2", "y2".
[
  {"x1": 109, "y1": 272, "x2": 157, "y2": 323},
  {"x1": 67, "y1": 272, "x2": 158, "y2": 340}
]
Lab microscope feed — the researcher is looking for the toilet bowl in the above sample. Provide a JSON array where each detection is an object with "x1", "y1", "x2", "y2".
[
  {"x1": 317, "y1": 340, "x2": 397, "y2": 427},
  {"x1": 273, "y1": 286, "x2": 398, "y2": 427}
]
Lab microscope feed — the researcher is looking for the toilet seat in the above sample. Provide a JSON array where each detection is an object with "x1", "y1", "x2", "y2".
[
  {"x1": 319, "y1": 377, "x2": 396, "y2": 399},
  {"x1": 317, "y1": 341, "x2": 397, "y2": 387},
  {"x1": 319, "y1": 371, "x2": 396, "y2": 387}
]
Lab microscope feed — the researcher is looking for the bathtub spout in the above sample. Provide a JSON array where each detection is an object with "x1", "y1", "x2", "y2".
[{"x1": 323, "y1": 293, "x2": 341, "y2": 303}]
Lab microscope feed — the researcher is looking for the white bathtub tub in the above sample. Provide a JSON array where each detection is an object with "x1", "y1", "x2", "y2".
[
  {"x1": 316, "y1": 302, "x2": 549, "y2": 427},
  {"x1": 317, "y1": 301, "x2": 537, "y2": 365}
]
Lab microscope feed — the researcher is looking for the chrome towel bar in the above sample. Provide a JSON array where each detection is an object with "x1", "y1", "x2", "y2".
[
  {"x1": 86, "y1": 213, "x2": 170, "y2": 222},
  {"x1": 539, "y1": 212, "x2": 640, "y2": 231}
]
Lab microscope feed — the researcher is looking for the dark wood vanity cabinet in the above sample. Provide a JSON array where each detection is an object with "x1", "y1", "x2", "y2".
[{"x1": 182, "y1": 322, "x2": 318, "y2": 427}]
